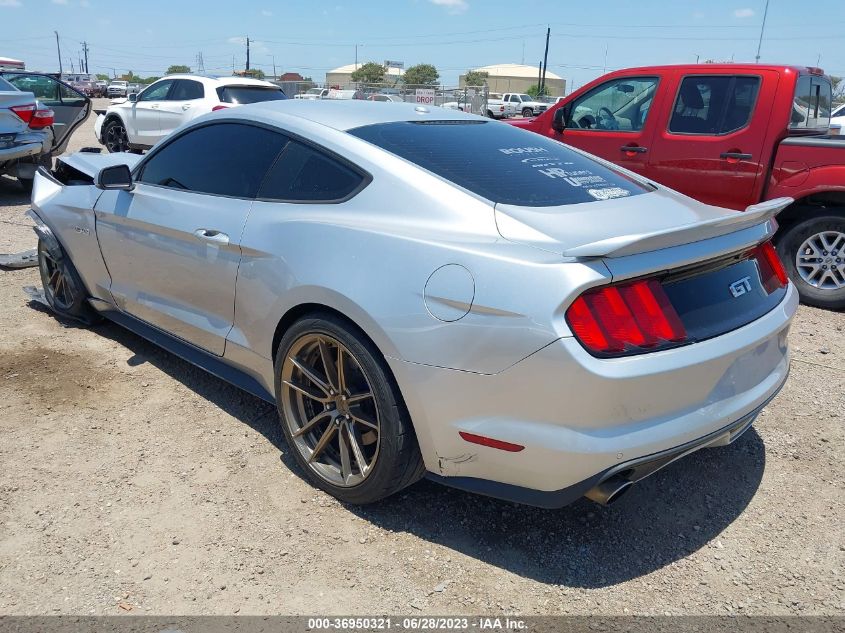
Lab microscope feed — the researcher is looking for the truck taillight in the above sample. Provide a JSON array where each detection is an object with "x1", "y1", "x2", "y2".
[
  {"x1": 566, "y1": 278, "x2": 687, "y2": 357},
  {"x1": 29, "y1": 107, "x2": 54, "y2": 129},
  {"x1": 754, "y1": 241, "x2": 788, "y2": 293},
  {"x1": 212, "y1": 105, "x2": 230, "y2": 112},
  {"x1": 10, "y1": 103, "x2": 36, "y2": 124}
]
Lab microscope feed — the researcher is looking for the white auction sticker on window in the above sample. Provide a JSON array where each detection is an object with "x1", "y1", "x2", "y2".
[{"x1": 587, "y1": 187, "x2": 632, "y2": 200}]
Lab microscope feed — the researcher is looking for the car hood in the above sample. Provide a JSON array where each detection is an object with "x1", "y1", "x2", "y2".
[
  {"x1": 58, "y1": 151, "x2": 143, "y2": 178},
  {"x1": 494, "y1": 190, "x2": 793, "y2": 258}
]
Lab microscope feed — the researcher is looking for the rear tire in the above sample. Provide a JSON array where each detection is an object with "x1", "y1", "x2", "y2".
[
  {"x1": 776, "y1": 211, "x2": 845, "y2": 310},
  {"x1": 274, "y1": 313, "x2": 424, "y2": 505},
  {"x1": 521, "y1": 107, "x2": 533, "y2": 117},
  {"x1": 37, "y1": 239, "x2": 102, "y2": 324}
]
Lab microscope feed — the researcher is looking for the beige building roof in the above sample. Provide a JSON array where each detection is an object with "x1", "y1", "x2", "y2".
[
  {"x1": 470, "y1": 63, "x2": 562, "y2": 80},
  {"x1": 327, "y1": 63, "x2": 405, "y2": 77}
]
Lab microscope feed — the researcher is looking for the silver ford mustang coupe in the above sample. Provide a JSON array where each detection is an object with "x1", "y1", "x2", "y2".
[{"x1": 29, "y1": 100, "x2": 797, "y2": 507}]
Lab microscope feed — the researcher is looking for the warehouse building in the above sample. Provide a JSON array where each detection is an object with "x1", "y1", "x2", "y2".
[
  {"x1": 459, "y1": 63, "x2": 565, "y2": 96},
  {"x1": 325, "y1": 63, "x2": 404, "y2": 88}
]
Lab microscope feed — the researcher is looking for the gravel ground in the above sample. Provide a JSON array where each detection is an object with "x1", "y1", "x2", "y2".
[{"x1": 0, "y1": 105, "x2": 842, "y2": 616}]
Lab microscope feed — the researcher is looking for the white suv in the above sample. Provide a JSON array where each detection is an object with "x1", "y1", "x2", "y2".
[{"x1": 94, "y1": 75, "x2": 286, "y2": 152}]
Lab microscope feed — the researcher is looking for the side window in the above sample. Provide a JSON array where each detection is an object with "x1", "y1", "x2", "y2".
[
  {"x1": 790, "y1": 75, "x2": 832, "y2": 129},
  {"x1": 568, "y1": 77, "x2": 659, "y2": 131},
  {"x1": 258, "y1": 140, "x2": 365, "y2": 202},
  {"x1": 169, "y1": 79, "x2": 204, "y2": 101},
  {"x1": 3, "y1": 74, "x2": 85, "y2": 106},
  {"x1": 138, "y1": 80, "x2": 172, "y2": 102},
  {"x1": 669, "y1": 75, "x2": 760, "y2": 135},
  {"x1": 139, "y1": 123, "x2": 286, "y2": 198}
]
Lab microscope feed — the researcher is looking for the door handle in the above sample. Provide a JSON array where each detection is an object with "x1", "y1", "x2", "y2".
[
  {"x1": 182, "y1": 104, "x2": 192, "y2": 110},
  {"x1": 720, "y1": 152, "x2": 752, "y2": 160},
  {"x1": 620, "y1": 145, "x2": 648, "y2": 154},
  {"x1": 194, "y1": 228, "x2": 230, "y2": 244},
  {"x1": 151, "y1": 103, "x2": 159, "y2": 109}
]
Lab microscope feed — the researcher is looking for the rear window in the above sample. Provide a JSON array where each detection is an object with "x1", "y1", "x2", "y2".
[
  {"x1": 216, "y1": 85, "x2": 286, "y2": 104},
  {"x1": 348, "y1": 120, "x2": 650, "y2": 207},
  {"x1": 790, "y1": 75, "x2": 832, "y2": 130}
]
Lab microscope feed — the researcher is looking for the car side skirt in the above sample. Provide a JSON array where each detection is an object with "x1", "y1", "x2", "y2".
[{"x1": 94, "y1": 304, "x2": 276, "y2": 404}]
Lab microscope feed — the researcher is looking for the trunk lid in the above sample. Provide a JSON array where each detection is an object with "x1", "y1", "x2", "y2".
[{"x1": 495, "y1": 190, "x2": 793, "y2": 258}]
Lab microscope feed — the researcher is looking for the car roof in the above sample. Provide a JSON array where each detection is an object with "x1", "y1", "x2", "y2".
[
  {"x1": 162, "y1": 74, "x2": 276, "y2": 88},
  {"x1": 239, "y1": 99, "x2": 476, "y2": 131}
]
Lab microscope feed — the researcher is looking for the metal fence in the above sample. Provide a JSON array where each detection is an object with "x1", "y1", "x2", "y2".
[{"x1": 274, "y1": 80, "x2": 491, "y2": 116}]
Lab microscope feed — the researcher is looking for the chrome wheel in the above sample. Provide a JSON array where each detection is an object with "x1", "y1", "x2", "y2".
[
  {"x1": 281, "y1": 334, "x2": 380, "y2": 488},
  {"x1": 104, "y1": 122, "x2": 129, "y2": 153},
  {"x1": 38, "y1": 242, "x2": 74, "y2": 311},
  {"x1": 795, "y1": 230, "x2": 845, "y2": 290}
]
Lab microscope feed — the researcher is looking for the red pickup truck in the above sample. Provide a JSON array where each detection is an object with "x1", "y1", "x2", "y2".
[{"x1": 510, "y1": 64, "x2": 844, "y2": 309}]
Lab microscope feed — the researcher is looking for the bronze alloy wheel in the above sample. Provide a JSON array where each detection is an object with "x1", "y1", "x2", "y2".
[
  {"x1": 38, "y1": 241, "x2": 75, "y2": 312},
  {"x1": 280, "y1": 333, "x2": 381, "y2": 487}
]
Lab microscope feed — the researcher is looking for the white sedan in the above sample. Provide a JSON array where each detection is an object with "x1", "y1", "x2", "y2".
[{"x1": 93, "y1": 75, "x2": 286, "y2": 152}]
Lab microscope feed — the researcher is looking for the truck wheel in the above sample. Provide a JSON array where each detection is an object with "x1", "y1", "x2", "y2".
[
  {"x1": 485, "y1": 109, "x2": 495, "y2": 118},
  {"x1": 776, "y1": 212, "x2": 845, "y2": 310},
  {"x1": 274, "y1": 313, "x2": 425, "y2": 505},
  {"x1": 102, "y1": 118, "x2": 130, "y2": 153},
  {"x1": 521, "y1": 107, "x2": 533, "y2": 117}
]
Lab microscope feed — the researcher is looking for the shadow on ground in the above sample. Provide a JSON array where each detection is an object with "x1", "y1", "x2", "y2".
[
  {"x1": 35, "y1": 307, "x2": 765, "y2": 590},
  {"x1": 0, "y1": 175, "x2": 31, "y2": 205}
]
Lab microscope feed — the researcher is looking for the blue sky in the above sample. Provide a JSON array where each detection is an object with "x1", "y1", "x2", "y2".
[{"x1": 1, "y1": 0, "x2": 842, "y2": 89}]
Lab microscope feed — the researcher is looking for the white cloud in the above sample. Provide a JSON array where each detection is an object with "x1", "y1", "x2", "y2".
[
  {"x1": 0, "y1": 0, "x2": 22, "y2": 7},
  {"x1": 52, "y1": 0, "x2": 68, "y2": 4},
  {"x1": 733, "y1": 7, "x2": 755, "y2": 18},
  {"x1": 429, "y1": 0, "x2": 468, "y2": 14},
  {"x1": 260, "y1": 8, "x2": 272, "y2": 16},
  {"x1": 228, "y1": 36, "x2": 248, "y2": 45}
]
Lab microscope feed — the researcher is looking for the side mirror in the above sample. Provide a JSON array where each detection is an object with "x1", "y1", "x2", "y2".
[
  {"x1": 128, "y1": 93, "x2": 138, "y2": 103},
  {"x1": 96, "y1": 164, "x2": 134, "y2": 191},
  {"x1": 552, "y1": 106, "x2": 567, "y2": 133}
]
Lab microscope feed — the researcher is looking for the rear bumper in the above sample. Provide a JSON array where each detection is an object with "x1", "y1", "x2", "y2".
[
  {"x1": 390, "y1": 283, "x2": 797, "y2": 505},
  {"x1": 0, "y1": 138, "x2": 45, "y2": 162}
]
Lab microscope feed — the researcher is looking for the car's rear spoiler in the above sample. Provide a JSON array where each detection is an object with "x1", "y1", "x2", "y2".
[{"x1": 561, "y1": 197, "x2": 793, "y2": 258}]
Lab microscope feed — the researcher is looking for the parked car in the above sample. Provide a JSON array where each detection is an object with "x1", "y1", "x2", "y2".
[
  {"x1": 511, "y1": 64, "x2": 845, "y2": 309},
  {"x1": 0, "y1": 72, "x2": 90, "y2": 189},
  {"x1": 325, "y1": 89, "x2": 364, "y2": 100},
  {"x1": 831, "y1": 102, "x2": 845, "y2": 128},
  {"x1": 367, "y1": 94, "x2": 403, "y2": 103},
  {"x1": 29, "y1": 101, "x2": 795, "y2": 508},
  {"x1": 294, "y1": 87, "x2": 329, "y2": 100},
  {"x1": 94, "y1": 80, "x2": 108, "y2": 96},
  {"x1": 483, "y1": 92, "x2": 507, "y2": 119},
  {"x1": 107, "y1": 80, "x2": 129, "y2": 98},
  {"x1": 94, "y1": 75, "x2": 286, "y2": 153},
  {"x1": 500, "y1": 92, "x2": 548, "y2": 118}
]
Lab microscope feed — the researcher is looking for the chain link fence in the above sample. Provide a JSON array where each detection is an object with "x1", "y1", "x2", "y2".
[{"x1": 274, "y1": 80, "x2": 490, "y2": 116}]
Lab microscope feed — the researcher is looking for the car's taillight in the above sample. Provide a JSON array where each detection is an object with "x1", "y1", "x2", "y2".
[
  {"x1": 212, "y1": 105, "x2": 230, "y2": 112},
  {"x1": 754, "y1": 241, "x2": 788, "y2": 293},
  {"x1": 28, "y1": 107, "x2": 54, "y2": 129},
  {"x1": 566, "y1": 278, "x2": 687, "y2": 357},
  {"x1": 9, "y1": 103, "x2": 36, "y2": 124}
]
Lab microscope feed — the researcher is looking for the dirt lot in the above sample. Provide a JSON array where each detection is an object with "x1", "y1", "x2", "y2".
[{"x1": 0, "y1": 107, "x2": 842, "y2": 617}]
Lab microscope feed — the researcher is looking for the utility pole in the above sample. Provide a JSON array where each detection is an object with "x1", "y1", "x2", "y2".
[
  {"x1": 603, "y1": 44, "x2": 608, "y2": 74},
  {"x1": 271, "y1": 55, "x2": 276, "y2": 79},
  {"x1": 55, "y1": 31, "x2": 63, "y2": 75},
  {"x1": 355, "y1": 44, "x2": 359, "y2": 68},
  {"x1": 537, "y1": 62, "x2": 542, "y2": 92},
  {"x1": 540, "y1": 27, "x2": 550, "y2": 95},
  {"x1": 755, "y1": 0, "x2": 770, "y2": 63},
  {"x1": 82, "y1": 41, "x2": 89, "y2": 73},
  {"x1": 246, "y1": 37, "x2": 250, "y2": 71},
  {"x1": 69, "y1": 58, "x2": 74, "y2": 73}
]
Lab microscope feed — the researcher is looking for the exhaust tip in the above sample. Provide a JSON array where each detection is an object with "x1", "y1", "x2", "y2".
[{"x1": 584, "y1": 476, "x2": 633, "y2": 506}]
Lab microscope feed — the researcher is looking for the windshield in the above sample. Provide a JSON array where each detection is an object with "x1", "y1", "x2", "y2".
[
  {"x1": 216, "y1": 85, "x2": 286, "y2": 104},
  {"x1": 349, "y1": 120, "x2": 650, "y2": 207}
]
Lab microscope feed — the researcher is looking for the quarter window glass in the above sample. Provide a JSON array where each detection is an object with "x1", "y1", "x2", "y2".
[
  {"x1": 790, "y1": 76, "x2": 832, "y2": 129},
  {"x1": 259, "y1": 140, "x2": 364, "y2": 202},
  {"x1": 2, "y1": 74, "x2": 85, "y2": 106},
  {"x1": 139, "y1": 123, "x2": 287, "y2": 198},
  {"x1": 138, "y1": 81, "x2": 172, "y2": 102},
  {"x1": 568, "y1": 77, "x2": 659, "y2": 131},
  {"x1": 669, "y1": 75, "x2": 760, "y2": 135},
  {"x1": 170, "y1": 80, "x2": 204, "y2": 101}
]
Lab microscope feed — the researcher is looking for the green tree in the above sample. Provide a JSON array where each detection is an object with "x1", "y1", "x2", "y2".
[
  {"x1": 830, "y1": 75, "x2": 844, "y2": 98},
  {"x1": 463, "y1": 70, "x2": 488, "y2": 87},
  {"x1": 402, "y1": 63, "x2": 439, "y2": 87},
  {"x1": 143, "y1": 76, "x2": 161, "y2": 84},
  {"x1": 526, "y1": 84, "x2": 550, "y2": 98},
  {"x1": 351, "y1": 61, "x2": 385, "y2": 84},
  {"x1": 241, "y1": 68, "x2": 266, "y2": 80},
  {"x1": 166, "y1": 64, "x2": 191, "y2": 75},
  {"x1": 120, "y1": 70, "x2": 144, "y2": 83},
  {"x1": 95, "y1": 73, "x2": 110, "y2": 81}
]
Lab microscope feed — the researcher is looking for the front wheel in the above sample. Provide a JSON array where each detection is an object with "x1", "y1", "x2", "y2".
[
  {"x1": 521, "y1": 107, "x2": 533, "y2": 117},
  {"x1": 274, "y1": 314, "x2": 424, "y2": 504},
  {"x1": 102, "y1": 118, "x2": 130, "y2": 153},
  {"x1": 37, "y1": 239, "x2": 101, "y2": 323},
  {"x1": 776, "y1": 212, "x2": 845, "y2": 310}
]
